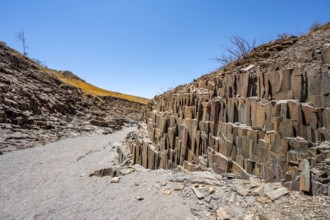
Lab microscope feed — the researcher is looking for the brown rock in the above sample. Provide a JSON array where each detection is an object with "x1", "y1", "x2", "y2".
[
  {"x1": 134, "y1": 196, "x2": 144, "y2": 201},
  {"x1": 321, "y1": 46, "x2": 330, "y2": 65},
  {"x1": 191, "y1": 186, "x2": 204, "y2": 199},
  {"x1": 90, "y1": 168, "x2": 114, "y2": 177},
  {"x1": 299, "y1": 159, "x2": 311, "y2": 192},
  {"x1": 254, "y1": 184, "x2": 265, "y2": 196},
  {"x1": 265, "y1": 187, "x2": 289, "y2": 200},
  {"x1": 173, "y1": 183, "x2": 185, "y2": 191},
  {"x1": 208, "y1": 186, "x2": 215, "y2": 194},
  {"x1": 237, "y1": 187, "x2": 249, "y2": 196},
  {"x1": 257, "y1": 196, "x2": 272, "y2": 204},
  {"x1": 111, "y1": 177, "x2": 120, "y2": 183},
  {"x1": 216, "y1": 207, "x2": 229, "y2": 220},
  {"x1": 163, "y1": 189, "x2": 172, "y2": 195},
  {"x1": 249, "y1": 177, "x2": 261, "y2": 188}
]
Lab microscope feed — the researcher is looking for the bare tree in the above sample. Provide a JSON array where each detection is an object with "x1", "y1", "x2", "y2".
[
  {"x1": 32, "y1": 58, "x2": 47, "y2": 67},
  {"x1": 309, "y1": 21, "x2": 321, "y2": 32},
  {"x1": 277, "y1": 33, "x2": 290, "y2": 39},
  {"x1": 16, "y1": 30, "x2": 28, "y2": 56},
  {"x1": 216, "y1": 35, "x2": 256, "y2": 65}
]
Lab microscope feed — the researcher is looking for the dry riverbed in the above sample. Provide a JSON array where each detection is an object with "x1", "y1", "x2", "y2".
[{"x1": 0, "y1": 127, "x2": 329, "y2": 220}]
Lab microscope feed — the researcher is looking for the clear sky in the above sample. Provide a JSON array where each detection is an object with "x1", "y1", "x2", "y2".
[{"x1": 1, "y1": 1, "x2": 329, "y2": 98}]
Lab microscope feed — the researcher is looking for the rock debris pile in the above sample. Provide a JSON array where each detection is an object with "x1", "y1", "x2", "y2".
[
  {"x1": 95, "y1": 141, "x2": 330, "y2": 219},
  {"x1": 126, "y1": 23, "x2": 330, "y2": 196}
]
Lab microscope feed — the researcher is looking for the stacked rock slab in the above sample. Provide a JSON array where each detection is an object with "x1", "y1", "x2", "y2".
[{"x1": 126, "y1": 23, "x2": 330, "y2": 196}]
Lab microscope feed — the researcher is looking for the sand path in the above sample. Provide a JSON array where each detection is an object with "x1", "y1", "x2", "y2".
[{"x1": 0, "y1": 127, "x2": 193, "y2": 220}]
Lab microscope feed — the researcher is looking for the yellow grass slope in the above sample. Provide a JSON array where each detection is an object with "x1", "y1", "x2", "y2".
[
  {"x1": 0, "y1": 41, "x2": 149, "y2": 105},
  {"x1": 44, "y1": 69, "x2": 149, "y2": 105}
]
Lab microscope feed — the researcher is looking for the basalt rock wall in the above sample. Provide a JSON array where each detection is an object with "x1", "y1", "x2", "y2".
[{"x1": 126, "y1": 24, "x2": 330, "y2": 196}]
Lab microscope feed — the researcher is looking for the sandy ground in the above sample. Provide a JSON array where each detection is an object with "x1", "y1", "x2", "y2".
[
  {"x1": 2, "y1": 126, "x2": 330, "y2": 220},
  {"x1": 0, "y1": 127, "x2": 193, "y2": 220}
]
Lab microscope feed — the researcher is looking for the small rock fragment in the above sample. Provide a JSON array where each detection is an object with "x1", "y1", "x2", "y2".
[
  {"x1": 254, "y1": 183, "x2": 265, "y2": 196},
  {"x1": 237, "y1": 187, "x2": 249, "y2": 196},
  {"x1": 174, "y1": 183, "x2": 185, "y2": 191},
  {"x1": 229, "y1": 193, "x2": 235, "y2": 203},
  {"x1": 249, "y1": 177, "x2": 261, "y2": 188},
  {"x1": 208, "y1": 186, "x2": 215, "y2": 194},
  {"x1": 216, "y1": 207, "x2": 229, "y2": 220},
  {"x1": 134, "y1": 196, "x2": 144, "y2": 201},
  {"x1": 111, "y1": 177, "x2": 120, "y2": 183},
  {"x1": 163, "y1": 189, "x2": 172, "y2": 195},
  {"x1": 191, "y1": 186, "x2": 204, "y2": 199},
  {"x1": 263, "y1": 184, "x2": 273, "y2": 194},
  {"x1": 299, "y1": 159, "x2": 310, "y2": 192},
  {"x1": 265, "y1": 187, "x2": 289, "y2": 201},
  {"x1": 244, "y1": 214, "x2": 254, "y2": 220},
  {"x1": 190, "y1": 207, "x2": 200, "y2": 216},
  {"x1": 90, "y1": 167, "x2": 114, "y2": 177},
  {"x1": 242, "y1": 64, "x2": 256, "y2": 71},
  {"x1": 257, "y1": 196, "x2": 271, "y2": 204},
  {"x1": 118, "y1": 168, "x2": 133, "y2": 176}
]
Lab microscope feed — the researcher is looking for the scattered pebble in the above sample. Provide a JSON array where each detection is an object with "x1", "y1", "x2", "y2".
[
  {"x1": 163, "y1": 189, "x2": 172, "y2": 195},
  {"x1": 134, "y1": 196, "x2": 144, "y2": 201},
  {"x1": 216, "y1": 207, "x2": 229, "y2": 220},
  {"x1": 208, "y1": 186, "x2": 215, "y2": 194},
  {"x1": 111, "y1": 177, "x2": 120, "y2": 183},
  {"x1": 174, "y1": 183, "x2": 185, "y2": 191}
]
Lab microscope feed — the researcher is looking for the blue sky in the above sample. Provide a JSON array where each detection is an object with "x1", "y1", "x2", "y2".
[{"x1": 1, "y1": 1, "x2": 329, "y2": 98}]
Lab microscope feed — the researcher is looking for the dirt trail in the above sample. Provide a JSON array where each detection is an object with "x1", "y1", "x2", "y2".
[
  {"x1": 0, "y1": 127, "x2": 193, "y2": 220},
  {"x1": 1, "y1": 126, "x2": 330, "y2": 220}
]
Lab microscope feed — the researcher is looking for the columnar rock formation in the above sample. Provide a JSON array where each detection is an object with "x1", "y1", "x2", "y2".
[{"x1": 126, "y1": 24, "x2": 330, "y2": 195}]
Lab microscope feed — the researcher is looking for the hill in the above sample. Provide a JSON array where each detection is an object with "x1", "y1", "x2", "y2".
[
  {"x1": 126, "y1": 23, "x2": 330, "y2": 197},
  {"x1": 44, "y1": 69, "x2": 149, "y2": 105},
  {"x1": 0, "y1": 42, "x2": 146, "y2": 153}
]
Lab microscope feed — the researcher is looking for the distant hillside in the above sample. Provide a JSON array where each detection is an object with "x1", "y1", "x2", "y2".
[
  {"x1": 43, "y1": 69, "x2": 149, "y2": 105},
  {"x1": 0, "y1": 41, "x2": 146, "y2": 153}
]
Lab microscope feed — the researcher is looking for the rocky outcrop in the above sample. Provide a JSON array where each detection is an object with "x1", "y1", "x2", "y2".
[
  {"x1": 126, "y1": 23, "x2": 330, "y2": 195},
  {"x1": 0, "y1": 42, "x2": 145, "y2": 153}
]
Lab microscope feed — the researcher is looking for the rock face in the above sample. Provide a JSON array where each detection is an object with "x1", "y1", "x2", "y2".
[
  {"x1": 0, "y1": 42, "x2": 146, "y2": 153},
  {"x1": 126, "y1": 23, "x2": 330, "y2": 195}
]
